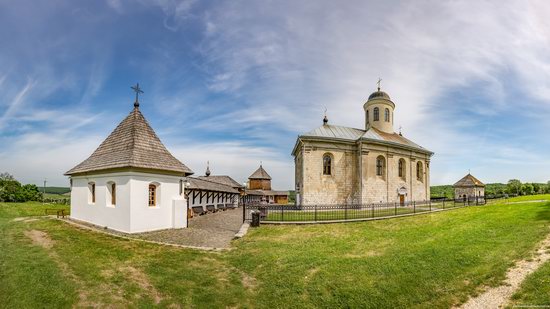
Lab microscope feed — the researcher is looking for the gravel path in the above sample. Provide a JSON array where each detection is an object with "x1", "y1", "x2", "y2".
[
  {"x1": 459, "y1": 231, "x2": 550, "y2": 309},
  {"x1": 133, "y1": 208, "x2": 244, "y2": 249}
]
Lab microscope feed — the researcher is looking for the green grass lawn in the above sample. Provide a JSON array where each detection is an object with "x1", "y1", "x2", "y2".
[
  {"x1": 505, "y1": 194, "x2": 550, "y2": 202},
  {"x1": 1, "y1": 201, "x2": 550, "y2": 308},
  {"x1": 509, "y1": 259, "x2": 550, "y2": 307}
]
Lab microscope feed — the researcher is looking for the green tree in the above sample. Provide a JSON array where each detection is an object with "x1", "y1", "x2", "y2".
[
  {"x1": 0, "y1": 172, "x2": 42, "y2": 202},
  {"x1": 522, "y1": 183, "x2": 534, "y2": 196},
  {"x1": 507, "y1": 179, "x2": 522, "y2": 195}
]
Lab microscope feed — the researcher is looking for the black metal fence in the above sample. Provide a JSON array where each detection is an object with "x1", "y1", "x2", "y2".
[{"x1": 244, "y1": 197, "x2": 486, "y2": 223}]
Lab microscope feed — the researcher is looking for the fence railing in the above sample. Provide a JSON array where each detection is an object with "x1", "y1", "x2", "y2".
[{"x1": 244, "y1": 197, "x2": 486, "y2": 223}]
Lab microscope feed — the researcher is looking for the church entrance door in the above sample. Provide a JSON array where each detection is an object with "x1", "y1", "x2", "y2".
[{"x1": 399, "y1": 195, "x2": 405, "y2": 206}]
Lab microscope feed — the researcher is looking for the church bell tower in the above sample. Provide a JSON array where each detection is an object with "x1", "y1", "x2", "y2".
[{"x1": 364, "y1": 81, "x2": 395, "y2": 133}]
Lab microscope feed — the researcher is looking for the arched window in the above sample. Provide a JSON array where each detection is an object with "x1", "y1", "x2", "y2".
[
  {"x1": 385, "y1": 108, "x2": 390, "y2": 122},
  {"x1": 373, "y1": 107, "x2": 379, "y2": 121},
  {"x1": 148, "y1": 184, "x2": 157, "y2": 207},
  {"x1": 88, "y1": 182, "x2": 96, "y2": 204},
  {"x1": 323, "y1": 154, "x2": 332, "y2": 175},
  {"x1": 416, "y1": 161, "x2": 423, "y2": 182},
  {"x1": 366, "y1": 110, "x2": 369, "y2": 124},
  {"x1": 107, "y1": 182, "x2": 116, "y2": 206},
  {"x1": 376, "y1": 156, "x2": 385, "y2": 177},
  {"x1": 398, "y1": 159, "x2": 406, "y2": 180}
]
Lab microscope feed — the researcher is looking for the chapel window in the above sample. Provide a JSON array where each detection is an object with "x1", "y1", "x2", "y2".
[
  {"x1": 323, "y1": 154, "x2": 332, "y2": 175},
  {"x1": 89, "y1": 182, "x2": 96, "y2": 204},
  {"x1": 385, "y1": 108, "x2": 390, "y2": 122},
  {"x1": 107, "y1": 182, "x2": 116, "y2": 206},
  {"x1": 373, "y1": 107, "x2": 379, "y2": 121},
  {"x1": 148, "y1": 184, "x2": 157, "y2": 207}
]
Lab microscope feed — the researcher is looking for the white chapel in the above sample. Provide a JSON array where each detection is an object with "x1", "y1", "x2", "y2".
[{"x1": 65, "y1": 85, "x2": 194, "y2": 233}]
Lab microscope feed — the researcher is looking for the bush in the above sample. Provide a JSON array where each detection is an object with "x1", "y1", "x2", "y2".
[{"x1": 0, "y1": 173, "x2": 43, "y2": 202}]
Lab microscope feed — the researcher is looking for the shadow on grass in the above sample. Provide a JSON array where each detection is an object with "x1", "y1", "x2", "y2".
[{"x1": 535, "y1": 202, "x2": 550, "y2": 222}]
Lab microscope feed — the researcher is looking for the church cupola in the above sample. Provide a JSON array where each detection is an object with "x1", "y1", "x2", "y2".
[{"x1": 364, "y1": 80, "x2": 395, "y2": 133}]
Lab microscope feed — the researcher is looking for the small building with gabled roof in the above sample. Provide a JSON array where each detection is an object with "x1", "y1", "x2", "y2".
[
  {"x1": 65, "y1": 91, "x2": 193, "y2": 233},
  {"x1": 453, "y1": 173, "x2": 485, "y2": 201}
]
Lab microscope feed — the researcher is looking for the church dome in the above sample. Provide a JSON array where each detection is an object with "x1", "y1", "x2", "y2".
[{"x1": 368, "y1": 90, "x2": 391, "y2": 101}]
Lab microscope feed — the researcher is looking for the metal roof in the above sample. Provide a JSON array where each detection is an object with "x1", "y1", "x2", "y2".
[{"x1": 299, "y1": 124, "x2": 431, "y2": 153}]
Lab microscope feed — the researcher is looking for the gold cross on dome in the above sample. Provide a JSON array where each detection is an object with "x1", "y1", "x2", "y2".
[{"x1": 377, "y1": 78, "x2": 382, "y2": 91}]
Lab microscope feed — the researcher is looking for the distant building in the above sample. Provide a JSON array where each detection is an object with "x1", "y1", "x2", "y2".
[
  {"x1": 292, "y1": 86, "x2": 433, "y2": 206},
  {"x1": 244, "y1": 165, "x2": 289, "y2": 204},
  {"x1": 65, "y1": 89, "x2": 193, "y2": 233},
  {"x1": 453, "y1": 173, "x2": 485, "y2": 201}
]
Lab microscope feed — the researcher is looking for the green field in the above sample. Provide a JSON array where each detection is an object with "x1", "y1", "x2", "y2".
[{"x1": 1, "y1": 199, "x2": 550, "y2": 308}]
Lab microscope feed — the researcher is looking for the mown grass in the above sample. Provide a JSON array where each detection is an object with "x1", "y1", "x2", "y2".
[
  {"x1": 1, "y1": 201, "x2": 550, "y2": 308},
  {"x1": 505, "y1": 194, "x2": 550, "y2": 202},
  {"x1": 508, "y1": 258, "x2": 550, "y2": 308}
]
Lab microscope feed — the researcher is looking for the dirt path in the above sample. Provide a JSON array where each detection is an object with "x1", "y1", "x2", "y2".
[{"x1": 459, "y1": 232, "x2": 550, "y2": 309}]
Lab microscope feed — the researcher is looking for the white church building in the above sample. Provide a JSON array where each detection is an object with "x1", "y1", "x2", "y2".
[{"x1": 65, "y1": 85, "x2": 194, "y2": 233}]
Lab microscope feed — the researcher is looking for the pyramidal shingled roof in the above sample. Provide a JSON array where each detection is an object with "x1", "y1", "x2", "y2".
[
  {"x1": 65, "y1": 106, "x2": 193, "y2": 176},
  {"x1": 453, "y1": 173, "x2": 485, "y2": 187},
  {"x1": 248, "y1": 165, "x2": 272, "y2": 180}
]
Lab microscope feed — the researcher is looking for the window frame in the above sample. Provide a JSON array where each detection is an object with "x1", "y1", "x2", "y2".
[
  {"x1": 88, "y1": 182, "x2": 96, "y2": 204},
  {"x1": 398, "y1": 158, "x2": 406, "y2": 180},
  {"x1": 323, "y1": 153, "x2": 333, "y2": 176},
  {"x1": 384, "y1": 108, "x2": 390, "y2": 122},
  {"x1": 373, "y1": 107, "x2": 379, "y2": 121},
  {"x1": 148, "y1": 184, "x2": 157, "y2": 207},
  {"x1": 376, "y1": 156, "x2": 385, "y2": 177},
  {"x1": 416, "y1": 161, "x2": 424, "y2": 182}
]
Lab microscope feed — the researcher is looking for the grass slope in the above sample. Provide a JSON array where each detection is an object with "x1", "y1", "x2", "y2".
[
  {"x1": 509, "y1": 260, "x2": 550, "y2": 307},
  {"x1": 0, "y1": 201, "x2": 549, "y2": 308}
]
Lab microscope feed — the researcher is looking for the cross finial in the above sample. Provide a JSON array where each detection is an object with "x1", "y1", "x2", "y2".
[
  {"x1": 377, "y1": 78, "x2": 382, "y2": 91},
  {"x1": 131, "y1": 83, "x2": 144, "y2": 108}
]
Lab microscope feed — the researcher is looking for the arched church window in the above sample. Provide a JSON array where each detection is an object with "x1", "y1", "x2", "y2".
[
  {"x1": 323, "y1": 154, "x2": 332, "y2": 175},
  {"x1": 385, "y1": 108, "x2": 390, "y2": 122},
  {"x1": 416, "y1": 161, "x2": 423, "y2": 182},
  {"x1": 107, "y1": 181, "x2": 116, "y2": 206},
  {"x1": 376, "y1": 156, "x2": 385, "y2": 177},
  {"x1": 149, "y1": 184, "x2": 157, "y2": 207},
  {"x1": 88, "y1": 182, "x2": 96, "y2": 204},
  {"x1": 373, "y1": 107, "x2": 379, "y2": 121},
  {"x1": 366, "y1": 110, "x2": 369, "y2": 124},
  {"x1": 398, "y1": 159, "x2": 406, "y2": 180}
]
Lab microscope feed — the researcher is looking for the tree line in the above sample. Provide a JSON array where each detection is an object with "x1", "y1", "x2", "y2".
[
  {"x1": 431, "y1": 179, "x2": 550, "y2": 199},
  {"x1": 0, "y1": 172, "x2": 43, "y2": 202}
]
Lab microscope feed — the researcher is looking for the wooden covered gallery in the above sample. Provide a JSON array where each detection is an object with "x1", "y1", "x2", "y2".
[{"x1": 185, "y1": 175, "x2": 243, "y2": 217}]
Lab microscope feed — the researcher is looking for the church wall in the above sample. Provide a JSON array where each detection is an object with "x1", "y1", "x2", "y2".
[
  {"x1": 361, "y1": 144, "x2": 430, "y2": 203},
  {"x1": 454, "y1": 187, "x2": 485, "y2": 199},
  {"x1": 70, "y1": 174, "x2": 132, "y2": 233},
  {"x1": 300, "y1": 142, "x2": 359, "y2": 205},
  {"x1": 129, "y1": 173, "x2": 187, "y2": 233}
]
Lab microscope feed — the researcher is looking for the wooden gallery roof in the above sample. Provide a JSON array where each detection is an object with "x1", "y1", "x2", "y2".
[{"x1": 65, "y1": 106, "x2": 193, "y2": 176}]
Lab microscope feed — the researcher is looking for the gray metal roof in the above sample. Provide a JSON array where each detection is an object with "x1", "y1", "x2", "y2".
[{"x1": 298, "y1": 124, "x2": 431, "y2": 154}]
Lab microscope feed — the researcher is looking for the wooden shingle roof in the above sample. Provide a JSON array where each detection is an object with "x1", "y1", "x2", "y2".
[
  {"x1": 186, "y1": 177, "x2": 239, "y2": 194},
  {"x1": 197, "y1": 175, "x2": 243, "y2": 188},
  {"x1": 248, "y1": 165, "x2": 272, "y2": 180},
  {"x1": 65, "y1": 107, "x2": 193, "y2": 176},
  {"x1": 453, "y1": 174, "x2": 485, "y2": 187}
]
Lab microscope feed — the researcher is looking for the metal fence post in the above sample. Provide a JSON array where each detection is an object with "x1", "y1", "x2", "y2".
[
  {"x1": 345, "y1": 204, "x2": 348, "y2": 220},
  {"x1": 281, "y1": 205, "x2": 284, "y2": 221},
  {"x1": 315, "y1": 205, "x2": 317, "y2": 222},
  {"x1": 443, "y1": 198, "x2": 445, "y2": 209},
  {"x1": 414, "y1": 201, "x2": 416, "y2": 213},
  {"x1": 371, "y1": 203, "x2": 375, "y2": 218},
  {"x1": 429, "y1": 200, "x2": 432, "y2": 212},
  {"x1": 395, "y1": 202, "x2": 397, "y2": 216}
]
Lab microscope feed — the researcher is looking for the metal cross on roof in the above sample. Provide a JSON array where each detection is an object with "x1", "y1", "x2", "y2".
[
  {"x1": 131, "y1": 83, "x2": 144, "y2": 107},
  {"x1": 377, "y1": 78, "x2": 382, "y2": 91}
]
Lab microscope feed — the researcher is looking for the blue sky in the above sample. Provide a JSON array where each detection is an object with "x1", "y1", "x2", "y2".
[{"x1": 1, "y1": 0, "x2": 550, "y2": 189}]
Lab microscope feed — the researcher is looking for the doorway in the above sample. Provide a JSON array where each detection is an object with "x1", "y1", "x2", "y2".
[{"x1": 399, "y1": 194, "x2": 405, "y2": 206}]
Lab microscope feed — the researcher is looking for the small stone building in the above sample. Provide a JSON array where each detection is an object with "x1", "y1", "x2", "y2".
[
  {"x1": 453, "y1": 173, "x2": 485, "y2": 200},
  {"x1": 244, "y1": 165, "x2": 289, "y2": 204}
]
